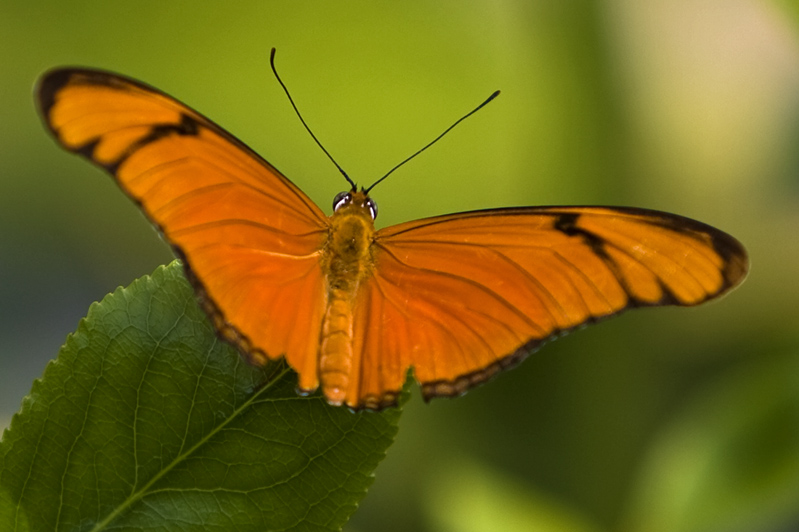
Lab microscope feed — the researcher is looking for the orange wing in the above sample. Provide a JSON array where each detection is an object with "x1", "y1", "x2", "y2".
[
  {"x1": 345, "y1": 206, "x2": 748, "y2": 407},
  {"x1": 36, "y1": 68, "x2": 330, "y2": 391}
]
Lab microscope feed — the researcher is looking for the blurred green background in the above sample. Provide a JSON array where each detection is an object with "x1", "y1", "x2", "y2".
[{"x1": 2, "y1": 2, "x2": 798, "y2": 531}]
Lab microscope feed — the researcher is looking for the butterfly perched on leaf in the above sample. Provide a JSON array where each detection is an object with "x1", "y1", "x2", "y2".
[{"x1": 36, "y1": 51, "x2": 748, "y2": 410}]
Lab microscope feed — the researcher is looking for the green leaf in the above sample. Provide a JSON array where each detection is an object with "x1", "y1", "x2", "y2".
[{"x1": 0, "y1": 261, "x2": 401, "y2": 532}]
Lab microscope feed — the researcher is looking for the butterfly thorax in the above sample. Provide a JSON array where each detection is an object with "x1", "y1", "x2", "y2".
[{"x1": 318, "y1": 191, "x2": 377, "y2": 406}]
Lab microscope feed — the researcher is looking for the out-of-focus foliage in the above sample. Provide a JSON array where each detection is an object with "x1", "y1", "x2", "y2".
[
  {"x1": 1, "y1": 1, "x2": 797, "y2": 531},
  {"x1": 621, "y1": 354, "x2": 799, "y2": 532}
]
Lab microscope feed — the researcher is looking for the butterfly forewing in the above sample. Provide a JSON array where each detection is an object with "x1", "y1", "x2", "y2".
[{"x1": 37, "y1": 68, "x2": 330, "y2": 389}]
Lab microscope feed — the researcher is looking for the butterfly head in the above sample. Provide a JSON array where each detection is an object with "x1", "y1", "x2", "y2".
[{"x1": 333, "y1": 189, "x2": 378, "y2": 220}]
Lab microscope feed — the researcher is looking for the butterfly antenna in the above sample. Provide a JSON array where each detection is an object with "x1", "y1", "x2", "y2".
[
  {"x1": 270, "y1": 48, "x2": 356, "y2": 190},
  {"x1": 365, "y1": 89, "x2": 500, "y2": 194}
]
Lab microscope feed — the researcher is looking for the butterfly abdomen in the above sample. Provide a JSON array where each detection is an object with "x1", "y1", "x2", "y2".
[
  {"x1": 319, "y1": 290, "x2": 355, "y2": 405},
  {"x1": 319, "y1": 197, "x2": 377, "y2": 406}
]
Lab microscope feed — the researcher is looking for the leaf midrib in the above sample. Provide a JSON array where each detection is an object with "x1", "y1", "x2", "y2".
[{"x1": 87, "y1": 363, "x2": 292, "y2": 531}]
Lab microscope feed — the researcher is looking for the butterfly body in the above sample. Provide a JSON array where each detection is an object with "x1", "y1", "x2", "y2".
[
  {"x1": 319, "y1": 190, "x2": 378, "y2": 405},
  {"x1": 37, "y1": 67, "x2": 748, "y2": 411}
]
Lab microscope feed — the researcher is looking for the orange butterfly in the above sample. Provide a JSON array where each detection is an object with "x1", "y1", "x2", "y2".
[{"x1": 36, "y1": 55, "x2": 748, "y2": 410}]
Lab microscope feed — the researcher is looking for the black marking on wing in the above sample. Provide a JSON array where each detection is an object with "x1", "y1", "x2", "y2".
[
  {"x1": 553, "y1": 212, "x2": 605, "y2": 255},
  {"x1": 553, "y1": 212, "x2": 679, "y2": 307},
  {"x1": 104, "y1": 113, "x2": 201, "y2": 175}
]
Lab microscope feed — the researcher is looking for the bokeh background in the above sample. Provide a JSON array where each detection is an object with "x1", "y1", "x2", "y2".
[{"x1": 2, "y1": 2, "x2": 798, "y2": 531}]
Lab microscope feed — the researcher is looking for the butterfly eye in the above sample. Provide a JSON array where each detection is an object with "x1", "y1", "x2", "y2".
[
  {"x1": 366, "y1": 197, "x2": 378, "y2": 220},
  {"x1": 333, "y1": 191, "x2": 351, "y2": 212}
]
